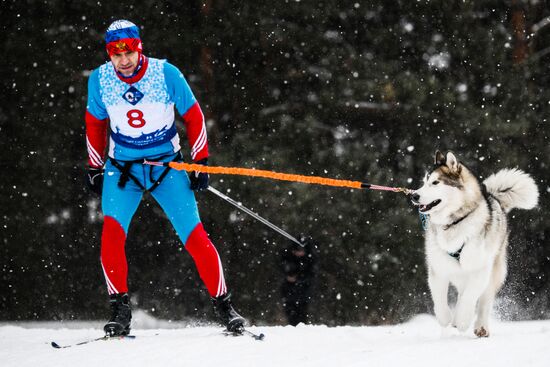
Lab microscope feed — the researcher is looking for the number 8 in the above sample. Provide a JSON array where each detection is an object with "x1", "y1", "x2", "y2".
[{"x1": 127, "y1": 109, "x2": 146, "y2": 128}]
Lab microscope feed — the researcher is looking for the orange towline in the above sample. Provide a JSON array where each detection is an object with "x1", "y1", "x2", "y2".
[{"x1": 144, "y1": 160, "x2": 411, "y2": 194}]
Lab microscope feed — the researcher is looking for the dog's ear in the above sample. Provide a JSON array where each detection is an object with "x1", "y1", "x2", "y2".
[
  {"x1": 446, "y1": 151, "x2": 459, "y2": 172},
  {"x1": 435, "y1": 150, "x2": 446, "y2": 166}
]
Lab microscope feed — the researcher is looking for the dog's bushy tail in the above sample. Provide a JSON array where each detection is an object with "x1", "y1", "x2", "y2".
[{"x1": 483, "y1": 168, "x2": 539, "y2": 213}]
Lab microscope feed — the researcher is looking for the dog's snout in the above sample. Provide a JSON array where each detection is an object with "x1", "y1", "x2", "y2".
[{"x1": 411, "y1": 193, "x2": 420, "y2": 202}]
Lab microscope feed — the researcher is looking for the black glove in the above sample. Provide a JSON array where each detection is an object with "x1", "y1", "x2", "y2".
[
  {"x1": 189, "y1": 158, "x2": 209, "y2": 191},
  {"x1": 86, "y1": 167, "x2": 104, "y2": 195}
]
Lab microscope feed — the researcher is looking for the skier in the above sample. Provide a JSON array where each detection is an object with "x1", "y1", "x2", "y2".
[{"x1": 85, "y1": 19, "x2": 245, "y2": 336}]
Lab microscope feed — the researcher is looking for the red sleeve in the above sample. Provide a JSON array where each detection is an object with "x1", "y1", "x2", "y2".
[
  {"x1": 85, "y1": 110, "x2": 108, "y2": 168},
  {"x1": 182, "y1": 101, "x2": 209, "y2": 162}
]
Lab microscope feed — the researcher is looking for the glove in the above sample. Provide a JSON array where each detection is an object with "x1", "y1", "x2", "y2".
[
  {"x1": 86, "y1": 167, "x2": 104, "y2": 195},
  {"x1": 189, "y1": 158, "x2": 209, "y2": 191}
]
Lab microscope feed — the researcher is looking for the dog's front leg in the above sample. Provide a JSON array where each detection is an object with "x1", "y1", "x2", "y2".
[
  {"x1": 454, "y1": 270, "x2": 490, "y2": 332},
  {"x1": 428, "y1": 268, "x2": 452, "y2": 327}
]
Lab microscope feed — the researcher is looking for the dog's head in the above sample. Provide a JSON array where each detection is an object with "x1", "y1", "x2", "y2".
[{"x1": 411, "y1": 151, "x2": 467, "y2": 216}]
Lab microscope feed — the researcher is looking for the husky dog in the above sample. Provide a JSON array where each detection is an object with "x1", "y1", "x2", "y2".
[{"x1": 411, "y1": 151, "x2": 539, "y2": 337}]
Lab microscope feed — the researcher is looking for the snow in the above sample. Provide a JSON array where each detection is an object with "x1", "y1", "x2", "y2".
[{"x1": 1, "y1": 314, "x2": 549, "y2": 367}]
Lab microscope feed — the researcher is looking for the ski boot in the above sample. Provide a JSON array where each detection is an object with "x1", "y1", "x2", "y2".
[
  {"x1": 104, "y1": 293, "x2": 132, "y2": 337},
  {"x1": 212, "y1": 293, "x2": 246, "y2": 332}
]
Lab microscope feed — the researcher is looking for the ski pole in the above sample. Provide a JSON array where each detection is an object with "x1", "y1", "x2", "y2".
[
  {"x1": 207, "y1": 186, "x2": 304, "y2": 247},
  {"x1": 143, "y1": 161, "x2": 412, "y2": 195}
]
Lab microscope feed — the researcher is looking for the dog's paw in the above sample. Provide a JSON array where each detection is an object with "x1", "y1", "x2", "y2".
[
  {"x1": 474, "y1": 326, "x2": 490, "y2": 338},
  {"x1": 434, "y1": 306, "x2": 452, "y2": 327},
  {"x1": 453, "y1": 314, "x2": 473, "y2": 332},
  {"x1": 453, "y1": 304, "x2": 476, "y2": 332}
]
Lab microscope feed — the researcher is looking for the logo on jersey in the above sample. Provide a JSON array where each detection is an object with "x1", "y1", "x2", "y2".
[{"x1": 122, "y1": 86, "x2": 144, "y2": 105}]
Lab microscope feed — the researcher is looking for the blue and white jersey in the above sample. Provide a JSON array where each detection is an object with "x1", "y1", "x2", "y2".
[{"x1": 86, "y1": 57, "x2": 200, "y2": 161}]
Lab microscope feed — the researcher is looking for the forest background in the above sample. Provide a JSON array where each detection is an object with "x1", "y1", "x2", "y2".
[{"x1": 1, "y1": 0, "x2": 549, "y2": 325}]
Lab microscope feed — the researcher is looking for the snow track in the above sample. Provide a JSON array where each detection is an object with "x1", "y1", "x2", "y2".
[{"x1": 1, "y1": 315, "x2": 549, "y2": 367}]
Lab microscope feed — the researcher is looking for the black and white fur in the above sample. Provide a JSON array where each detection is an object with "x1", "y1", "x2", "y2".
[{"x1": 411, "y1": 151, "x2": 539, "y2": 337}]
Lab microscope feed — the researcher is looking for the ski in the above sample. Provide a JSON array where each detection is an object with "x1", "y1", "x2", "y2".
[
  {"x1": 223, "y1": 327, "x2": 265, "y2": 341},
  {"x1": 51, "y1": 334, "x2": 136, "y2": 349},
  {"x1": 51, "y1": 327, "x2": 263, "y2": 348}
]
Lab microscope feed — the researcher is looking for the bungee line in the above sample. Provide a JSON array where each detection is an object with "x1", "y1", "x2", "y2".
[{"x1": 143, "y1": 160, "x2": 413, "y2": 195}]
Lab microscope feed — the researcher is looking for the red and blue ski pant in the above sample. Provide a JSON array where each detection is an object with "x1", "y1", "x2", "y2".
[{"x1": 100, "y1": 155, "x2": 227, "y2": 298}]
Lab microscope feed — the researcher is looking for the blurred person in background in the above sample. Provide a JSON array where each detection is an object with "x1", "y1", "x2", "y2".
[{"x1": 280, "y1": 235, "x2": 317, "y2": 326}]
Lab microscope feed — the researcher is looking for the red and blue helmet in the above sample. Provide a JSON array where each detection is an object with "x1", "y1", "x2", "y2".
[{"x1": 105, "y1": 20, "x2": 143, "y2": 56}]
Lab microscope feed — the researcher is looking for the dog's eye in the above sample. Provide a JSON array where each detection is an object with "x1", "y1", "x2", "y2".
[{"x1": 432, "y1": 180, "x2": 439, "y2": 185}]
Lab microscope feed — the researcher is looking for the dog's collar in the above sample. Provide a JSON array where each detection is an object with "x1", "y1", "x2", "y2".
[
  {"x1": 448, "y1": 244, "x2": 464, "y2": 261},
  {"x1": 444, "y1": 185, "x2": 489, "y2": 260},
  {"x1": 444, "y1": 184, "x2": 493, "y2": 231},
  {"x1": 443, "y1": 210, "x2": 473, "y2": 230}
]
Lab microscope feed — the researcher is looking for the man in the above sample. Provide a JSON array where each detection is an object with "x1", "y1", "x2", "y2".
[{"x1": 85, "y1": 19, "x2": 245, "y2": 336}]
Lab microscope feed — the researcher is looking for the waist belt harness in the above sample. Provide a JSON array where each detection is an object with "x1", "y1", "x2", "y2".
[{"x1": 109, "y1": 151, "x2": 183, "y2": 192}]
